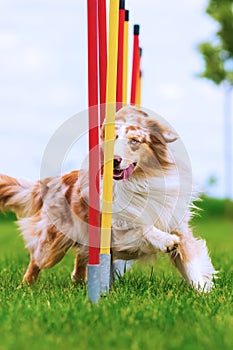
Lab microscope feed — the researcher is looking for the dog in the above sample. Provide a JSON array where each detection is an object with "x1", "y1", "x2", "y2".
[{"x1": 0, "y1": 106, "x2": 217, "y2": 291}]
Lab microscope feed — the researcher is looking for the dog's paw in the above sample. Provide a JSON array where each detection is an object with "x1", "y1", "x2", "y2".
[
  {"x1": 162, "y1": 234, "x2": 180, "y2": 253},
  {"x1": 145, "y1": 228, "x2": 180, "y2": 254}
]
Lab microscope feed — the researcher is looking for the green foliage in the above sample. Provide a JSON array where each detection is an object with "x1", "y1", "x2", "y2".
[
  {"x1": 198, "y1": 42, "x2": 227, "y2": 84},
  {"x1": 207, "y1": 0, "x2": 233, "y2": 56},
  {"x1": 198, "y1": 0, "x2": 233, "y2": 86},
  {"x1": 193, "y1": 195, "x2": 233, "y2": 220},
  {"x1": 0, "y1": 211, "x2": 16, "y2": 222},
  {"x1": 0, "y1": 204, "x2": 233, "y2": 350}
]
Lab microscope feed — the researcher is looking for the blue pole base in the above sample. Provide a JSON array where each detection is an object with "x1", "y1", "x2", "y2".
[
  {"x1": 100, "y1": 254, "x2": 111, "y2": 295},
  {"x1": 88, "y1": 264, "x2": 100, "y2": 303}
]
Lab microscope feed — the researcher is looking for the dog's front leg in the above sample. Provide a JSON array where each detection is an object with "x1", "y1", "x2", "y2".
[{"x1": 144, "y1": 227, "x2": 180, "y2": 253}]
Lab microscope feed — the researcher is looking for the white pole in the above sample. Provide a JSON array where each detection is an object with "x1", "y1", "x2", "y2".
[{"x1": 223, "y1": 84, "x2": 233, "y2": 200}]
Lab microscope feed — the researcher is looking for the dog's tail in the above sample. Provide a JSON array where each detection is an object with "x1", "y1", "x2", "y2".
[{"x1": 0, "y1": 174, "x2": 42, "y2": 218}]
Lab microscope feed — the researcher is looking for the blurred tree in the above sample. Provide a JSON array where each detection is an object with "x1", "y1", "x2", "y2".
[{"x1": 198, "y1": 0, "x2": 233, "y2": 203}]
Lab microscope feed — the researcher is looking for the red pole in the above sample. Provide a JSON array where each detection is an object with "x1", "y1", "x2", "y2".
[
  {"x1": 122, "y1": 9, "x2": 129, "y2": 105},
  {"x1": 130, "y1": 24, "x2": 140, "y2": 105},
  {"x1": 98, "y1": 0, "x2": 107, "y2": 125},
  {"x1": 116, "y1": 0, "x2": 125, "y2": 110},
  {"x1": 87, "y1": 0, "x2": 100, "y2": 265}
]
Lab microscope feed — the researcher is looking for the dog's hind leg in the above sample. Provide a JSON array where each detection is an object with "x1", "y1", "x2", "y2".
[
  {"x1": 22, "y1": 234, "x2": 72, "y2": 285},
  {"x1": 20, "y1": 218, "x2": 74, "y2": 284},
  {"x1": 71, "y1": 247, "x2": 88, "y2": 283}
]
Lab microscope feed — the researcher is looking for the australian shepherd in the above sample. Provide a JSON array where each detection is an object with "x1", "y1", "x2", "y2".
[{"x1": 0, "y1": 106, "x2": 217, "y2": 291}]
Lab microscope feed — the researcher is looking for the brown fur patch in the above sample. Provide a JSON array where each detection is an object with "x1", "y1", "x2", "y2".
[
  {"x1": 39, "y1": 177, "x2": 52, "y2": 197},
  {"x1": 0, "y1": 174, "x2": 18, "y2": 186},
  {"x1": 47, "y1": 225, "x2": 60, "y2": 241},
  {"x1": 116, "y1": 106, "x2": 149, "y2": 120},
  {"x1": 0, "y1": 175, "x2": 19, "y2": 211},
  {"x1": 148, "y1": 141, "x2": 172, "y2": 170},
  {"x1": 23, "y1": 258, "x2": 40, "y2": 285},
  {"x1": 132, "y1": 143, "x2": 164, "y2": 177},
  {"x1": 72, "y1": 186, "x2": 88, "y2": 223},
  {"x1": 42, "y1": 226, "x2": 74, "y2": 269},
  {"x1": 125, "y1": 125, "x2": 138, "y2": 132},
  {"x1": 62, "y1": 170, "x2": 79, "y2": 204},
  {"x1": 115, "y1": 115, "x2": 127, "y2": 123},
  {"x1": 143, "y1": 120, "x2": 175, "y2": 171},
  {"x1": 126, "y1": 131, "x2": 147, "y2": 144},
  {"x1": 31, "y1": 181, "x2": 44, "y2": 213}
]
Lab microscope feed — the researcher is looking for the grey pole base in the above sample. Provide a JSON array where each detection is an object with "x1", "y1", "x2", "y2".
[
  {"x1": 112, "y1": 259, "x2": 135, "y2": 280},
  {"x1": 88, "y1": 264, "x2": 100, "y2": 303},
  {"x1": 100, "y1": 253, "x2": 111, "y2": 295}
]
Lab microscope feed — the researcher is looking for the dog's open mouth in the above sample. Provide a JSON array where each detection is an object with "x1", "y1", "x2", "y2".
[{"x1": 113, "y1": 163, "x2": 137, "y2": 181}]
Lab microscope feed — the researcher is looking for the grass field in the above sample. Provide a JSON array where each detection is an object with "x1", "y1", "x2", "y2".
[{"x1": 0, "y1": 198, "x2": 233, "y2": 350}]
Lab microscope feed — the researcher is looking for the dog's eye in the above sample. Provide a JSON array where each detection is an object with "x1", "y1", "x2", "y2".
[{"x1": 130, "y1": 139, "x2": 139, "y2": 145}]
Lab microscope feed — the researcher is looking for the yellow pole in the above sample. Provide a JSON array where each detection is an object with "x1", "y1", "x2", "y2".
[
  {"x1": 122, "y1": 9, "x2": 129, "y2": 105},
  {"x1": 135, "y1": 47, "x2": 142, "y2": 106},
  {"x1": 100, "y1": 0, "x2": 119, "y2": 255},
  {"x1": 136, "y1": 70, "x2": 142, "y2": 106}
]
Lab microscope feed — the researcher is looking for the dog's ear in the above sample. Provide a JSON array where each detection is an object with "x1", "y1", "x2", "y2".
[
  {"x1": 147, "y1": 119, "x2": 178, "y2": 145},
  {"x1": 162, "y1": 129, "x2": 178, "y2": 144}
]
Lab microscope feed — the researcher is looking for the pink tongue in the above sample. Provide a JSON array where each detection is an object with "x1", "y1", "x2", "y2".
[{"x1": 123, "y1": 164, "x2": 135, "y2": 180}]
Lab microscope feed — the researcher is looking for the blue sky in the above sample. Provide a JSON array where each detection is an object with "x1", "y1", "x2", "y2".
[{"x1": 0, "y1": 0, "x2": 232, "y2": 198}]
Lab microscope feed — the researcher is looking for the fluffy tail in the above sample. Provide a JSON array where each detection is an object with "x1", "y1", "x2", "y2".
[{"x1": 0, "y1": 174, "x2": 42, "y2": 218}]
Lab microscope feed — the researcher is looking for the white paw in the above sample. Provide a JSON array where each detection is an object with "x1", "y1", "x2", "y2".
[{"x1": 160, "y1": 234, "x2": 180, "y2": 253}]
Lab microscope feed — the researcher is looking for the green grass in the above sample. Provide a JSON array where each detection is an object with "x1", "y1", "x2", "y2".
[{"x1": 0, "y1": 203, "x2": 233, "y2": 350}]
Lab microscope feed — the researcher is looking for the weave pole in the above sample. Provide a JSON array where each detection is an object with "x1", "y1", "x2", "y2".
[
  {"x1": 116, "y1": 0, "x2": 125, "y2": 110},
  {"x1": 100, "y1": 0, "x2": 119, "y2": 294},
  {"x1": 122, "y1": 9, "x2": 129, "y2": 105},
  {"x1": 136, "y1": 69, "x2": 142, "y2": 106},
  {"x1": 87, "y1": 0, "x2": 101, "y2": 303},
  {"x1": 135, "y1": 48, "x2": 142, "y2": 106},
  {"x1": 113, "y1": 1, "x2": 130, "y2": 276},
  {"x1": 98, "y1": 0, "x2": 107, "y2": 125},
  {"x1": 130, "y1": 24, "x2": 140, "y2": 105}
]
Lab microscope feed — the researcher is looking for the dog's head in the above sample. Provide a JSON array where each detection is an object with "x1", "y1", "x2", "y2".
[{"x1": 101, "y1": 106, "x2": 178, "y2": 180}]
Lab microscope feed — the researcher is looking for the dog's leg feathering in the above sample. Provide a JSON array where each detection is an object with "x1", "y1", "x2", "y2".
[{"x1": 170, "y1": 232, "x2": 217, "y2": 292}]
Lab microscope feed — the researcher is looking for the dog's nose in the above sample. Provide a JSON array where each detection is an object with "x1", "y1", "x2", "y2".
[{"x1": 114, "y1": 156, "x2": 122, "y2": 168}]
